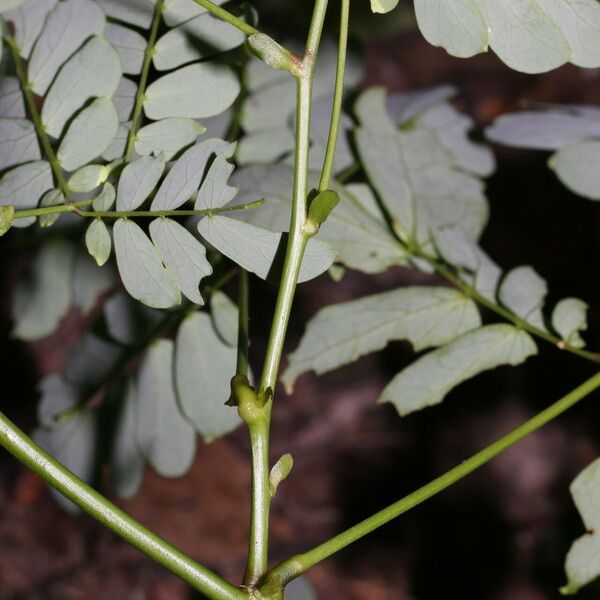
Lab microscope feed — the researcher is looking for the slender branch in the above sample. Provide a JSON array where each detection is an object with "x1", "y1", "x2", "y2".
[
  {"x1": 237, "y1": 270, "x2": 250, "y2": 377},
  {"x1": 411, "y1": 245, "x2": 600, "y2": 364},
  {"x1": 12, "y1": 199, "x2": 264, "y2": 221},
  {"x1": 125, "y1": 0, "x2": 165, "y2": 162},
  {"x1": 189, "y1": 0, "x2": 258, "y2": 36},
  {"x1": 261, "y1": 369, "x2": 600, "y2": 592},
  {"x1": 318, "y1": 0, "x2": 350, "y2": 192},
  {"x1": 243, "y1": 0, "x2": 331, "y2": 587},
  {"x1": 0, "y1": 412, "x2": 246, "y2": 600},
  {"x1": 5, "y1": 35, "x2": 71, "y2": 201}
]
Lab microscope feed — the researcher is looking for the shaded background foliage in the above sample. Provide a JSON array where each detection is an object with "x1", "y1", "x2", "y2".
[{"x1": 3, "y1": 1, "x2": 600, "y2": 598}]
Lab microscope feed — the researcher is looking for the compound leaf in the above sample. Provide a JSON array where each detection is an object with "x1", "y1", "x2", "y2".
[
  {"x1": 85, "y1": 219, "x2": 112, "y2": 266},
  {"x1": 28, "y1": 0, "x2": 105, "y2": 95},
  {"x1": 57, "y1": 97, "x2": 119, "y2": 172},
  {"x1": 113, "y1": 218, "x2": 181, "y2": 309},
  {"x1": 149, "y1": 218, "x2": 212, "y2": 305},
  {"x1": 116, "y1": 155, "x2": 166, "y2": 211},
  {"x1": 12, "y1": 239, "x2": 76, "y2": 340},
  {"x1": 283, "y1": 286, "x2": 481, "y2": 391},
  {"x1": 144, "y1": 63, "x2": 240, "y2": 120},
  {"x1": 135, "y1": 118, "x2": 206, "y2": 161},
  {"x1": 379, "y1": 324, "x2": 537, "y2": 416},
  {"x1": 198, "y1": 215, "x2": 335, "y2": 283},
  {"x1": 42, "y1": 36, "x2": 122, "y2": 139},
  {"x1": 151, "y1": 138, "x2": 233, "y2": 210},
  {"x1": 175, "y1": 312, "x2": 241, "y2": 442},
  {"x1": 552, "y1": 298, "x2": 588, "y2": 349},
  {"x1": 561, "y1": 457, "x2": 600, "y2": 594},
  {"x1": 136, "y1": 339, "x2": 196, "y2": 477}
]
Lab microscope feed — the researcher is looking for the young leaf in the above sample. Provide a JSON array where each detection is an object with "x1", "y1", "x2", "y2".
[
  {"x1": 198, "y1": 216, "x2": 336, "y2": 283},
  {"x1": 149, "y1": 218, "x2": 212, "y2": 305},
  {"x1": 413, "y1": 0, "x2": 600, "y2": 73},
  {"x1": 113, "y1": 218, "x2": 181, "y2": 309},
  {"x1": 135, "y1": 118, "x2": 206, "y2": 161},
  {"x1": 0, "y1": 161, "x2": 53, "y2": 228},
  {"x1": 85, "y1": 219, "x2": 112, "y2": 267},
  {"x1": 68, "y1": 165, "x2": 109, "y2": 193},
  {"x1": 552, "y1": 298, "x2": 588, "y2": 349},
  {"x1": 116, "y1": 155, "x2": 166, "y2": 211},
  {"x1": 57, "y1": 98, "x2": 119, "y2": 172},
  {"x1": 498, "y1": 266, "x2": 548, "y2": 330},
  {"x1": 105, "y1": 23, "x2": 146, "y2": 75},
  {"x1": 110, "y1": 380, "x2": 145, "y2": 499},
  {"x1": 38, "y1": 188, "x2": 64, "y2": 228},
  {"x1": 42, "y1": 36, "x2": 122, "y2": 139},
  {"x1": 175, "y1": 312, "x2": 241, "y2": 442},
  {"x1": 0, "y1": 205, "x2": 14, "y2": 236},
  {"x1": 210, "y1": 291, "x2": 238, "y2": 347},
  {"x1": 143, "y1": 63, "x2": 240, "y2": 120},
  {"x1": 28, "y1": 0, "x2": 105, "y2": 95},
  {"x1": 307, "y1": 189, "x2": 340, "y2": 227},
  {"x1": 270, "y1": 453, "x2": 293, "y2": 497},
  {"x1": 0, "y1": 118, "x2": 40, "y2": 171},
  {"x1": 136, "y1": 339, "x2": 196, "y2": 477},
  {"x1": 93, "y1": 182, "x2": 116, "y2": 212},
  {"x1": 283, "y1": 287, "x2": 481, "y2": 391},
  {"x1": 151, "y1": 138, "x2": 233, "y2": 210},
  {"x1": 379, "y1": 324, "x2": 537, "y2": 416}
]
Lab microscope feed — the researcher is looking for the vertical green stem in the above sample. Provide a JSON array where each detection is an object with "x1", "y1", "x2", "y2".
[
  {"x1": 124, "y1": 0, "x2": 165, "y2": 162},
  {"x1": 5, "y1": 36, "x2": 71, "y2": 201},
  {"x1": 0, "y1": 412, "x2": 246, "y2": 600},
  {"x1": 318, "y1": 0, "x2": 350, "y2": 192},
  {"x1": 243, "y1": 0, "x2": 330, "y2": 588}
]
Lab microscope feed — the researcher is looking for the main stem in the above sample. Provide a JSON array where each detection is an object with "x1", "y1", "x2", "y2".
[
  {"x1": 0, "y1": 412, "x2": 245, "y2": 600},
  {"x1": 5, "y1": 36, "x2": 71, "y2": 201},
  {"x1": 244, "y1": 0, "x2": 330, "y2": 587},
  {"x1": 262, "y1": 369, "x2": 600, "y2": 590}
]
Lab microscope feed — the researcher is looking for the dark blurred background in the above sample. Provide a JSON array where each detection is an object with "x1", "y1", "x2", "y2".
[{"x1": 3, "y1": 1, "x2": 600, "y2": 599}]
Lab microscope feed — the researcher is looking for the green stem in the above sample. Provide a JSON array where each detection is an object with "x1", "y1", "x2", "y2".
[
  {"x1": 12, "y1": 199, "x2": 264, "y2": 221},
  {"x1": 237, "y1": 270, "x2": 250, "y2": 377},
  {"x1": 318, "y1": 0, "x2": 350, "y2": 193},
  {"x1": 243, "y1": 0, "x2": 330, "y2": 587},
  {"x1": 5, "y1": 35, "x2": 71, "y2": 201},
  {"x1": 0, "y1": 412, "x2": 246, "y2": 600},
  {"x1": 189, "y1": 0, "x2": 258, "y2": 36},
  {"x1": 413, "y1": 246, "x2": 600, "y2": 364},
  {"x1": 125, "y1": 0, "x2": 165, "y2": 162},
  {"x1": 262, "y1": 369, "x2": 600, "y2": 592}
]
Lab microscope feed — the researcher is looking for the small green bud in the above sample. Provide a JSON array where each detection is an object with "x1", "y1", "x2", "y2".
[
  {"x1": 0, "y1": 205, "x2": 14, "y2": 237},
  {"x1": 269, "y1": 453, "x2": 294, "y2": 497},
  {"x1": 306, "y1": 189, "x2": 340, "y2": 233},
  {"x1": 247, "y1": 33, "x2": 301, "y2": 76},
  {"x1": 229, "y1": 375, "x2": 265, "y2": 425}
]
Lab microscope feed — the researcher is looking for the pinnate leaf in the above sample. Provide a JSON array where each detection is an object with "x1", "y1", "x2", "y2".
[
  {"x1": 379, "y1": 324, "x2": 537, "y2": 416},
  {"x1": 283, "y1": 287, "x2": 481, "y2": 391}
]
